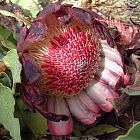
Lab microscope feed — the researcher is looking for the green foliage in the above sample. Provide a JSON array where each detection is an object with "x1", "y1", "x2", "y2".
[
  {"x1": 0, "y1": 25, "x2": 11, "y2": 39},
  {"x1": 121, "y1": 88, "x2": 140, "y2": 96},
  {"x1": 1, "y1": 37, "x2": 16, "y2": 50},
  {"x1": 73, "y1": 120, "x2": 86, "y2": 136},
  {"x1": 116, "y1": 122, "x2": 140, "y2": 140},
  {"x1": 3, "y1": 49, "x2": 22, "y2": 92},
  {"x1": 9, "y1": 0, "x2": 42, "y2": 18},
  {"x1": 0, "y1": 9, "x2": 31, "y2": 26},
  {"x1": 0, "y1": 72, "x2": 12, "y2": 87},
  {"x1": 73, "y1": 122, "x2": 119, "y2": 137},
  {"x1": 16, "y1": 99, "x2": 48, "y2": 137},
  {"x1": 0, "y1": 44, "x2": 47, "y2": 138},
  {"x1": 0, "y1": 6, "x2": 48, "y2": 138},
  {"x1": 0, "y1": 24, "x2": 17, "y2": 58},
  {"x1": 0, "y1": 83, "x2": 21, "y2": 140},
  {"x1": 84, "y1": 124, "x2": 119, "y2": 136}
]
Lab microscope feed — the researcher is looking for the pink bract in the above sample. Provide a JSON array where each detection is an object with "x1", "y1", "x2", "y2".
[{"x1": 17, "y1": 2, "x2": 131, "y2": 136}]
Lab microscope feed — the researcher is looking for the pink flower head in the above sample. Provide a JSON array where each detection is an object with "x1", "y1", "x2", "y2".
[{"x1": 17, "y1": 3, "x2": 130, "y2": 136}]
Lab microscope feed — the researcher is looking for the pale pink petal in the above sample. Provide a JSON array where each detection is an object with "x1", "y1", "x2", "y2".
[
  {"x1": 48, "y1": 96, "x2": 73, "y2": 136},
  {"x1": 101, "y1": 40, "x2": 123, "y2": 66},
  {"x1": 67, "y1": 95, "x2": 99, "y2": 125},
  {"x1": 100, "y1": 58, "x2": 124, "y2": 77},
  {"x1": 96, "y1": 69, "x2": 121, "y2": 88},
  {"x1": 100, "y1": 55, "x2": 130, "y2": 86},
  {"x1": 78, "y1": 91, "x2": 100, "y2": 113},
  {"x1": 100, "y1": 39, "x2": 113, "y2": 49},
  {"x1": 102, "y1": 47, "x2": 123, "y2": 66},
  {"x1": 85, "y1": 80, "x2": 119, "y2": 112}
]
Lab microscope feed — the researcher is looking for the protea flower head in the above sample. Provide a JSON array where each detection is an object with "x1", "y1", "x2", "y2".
[{"x1": 17, "y1": 2, "x2": 130, "y2": 136}]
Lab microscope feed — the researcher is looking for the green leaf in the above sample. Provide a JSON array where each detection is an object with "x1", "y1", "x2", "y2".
[
  {"x1": 10, "y1": 0, "x2": 42, "y2": 18},
  {"x1": 0, "y1": 72, "x2": 12, "y2": 87},
  {"x1": 0, "y1": 51, "x2": 4, "y2": 59},
  {"x1": 0, "y1": 9, "x2": 31, "y2": 26},
  {"x1": 0, "y1": 25, "x2": 11, "y2": 39},
  {"x1": 1, "y1": 37, "x2": 16, "y2": 50},
  {"x1": 116, "y1": 122, "x2": 140, "y2": 140},
  {"x1": 15, "y1": 98, "x2": 48, "y2": 137},
  {"x1": 3, "y1": 49, "x2": 22, "y2": 92},
  {"x1": 121, "y1": 88, "x2": 140, "y2": 96},
  {"x1": 73, "y1": 120, "x2": 86, "y2": 136},
  {"x1": 0, "y1": 45, "x2": 7, "y2": 58},
  {"x1": 84, "y1": 124, "x2": 119, "y2": 136},
  {"x1": 25, "y1": 112, "x2": 47, "y2": 136},
  {"x1": 0, "y1": 83, "x2": 21, "y2": 140}
]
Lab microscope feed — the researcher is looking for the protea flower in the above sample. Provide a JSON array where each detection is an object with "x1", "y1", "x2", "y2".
[{"x1": 17, "y1": 3, "x2": 130, "y2": 136}]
